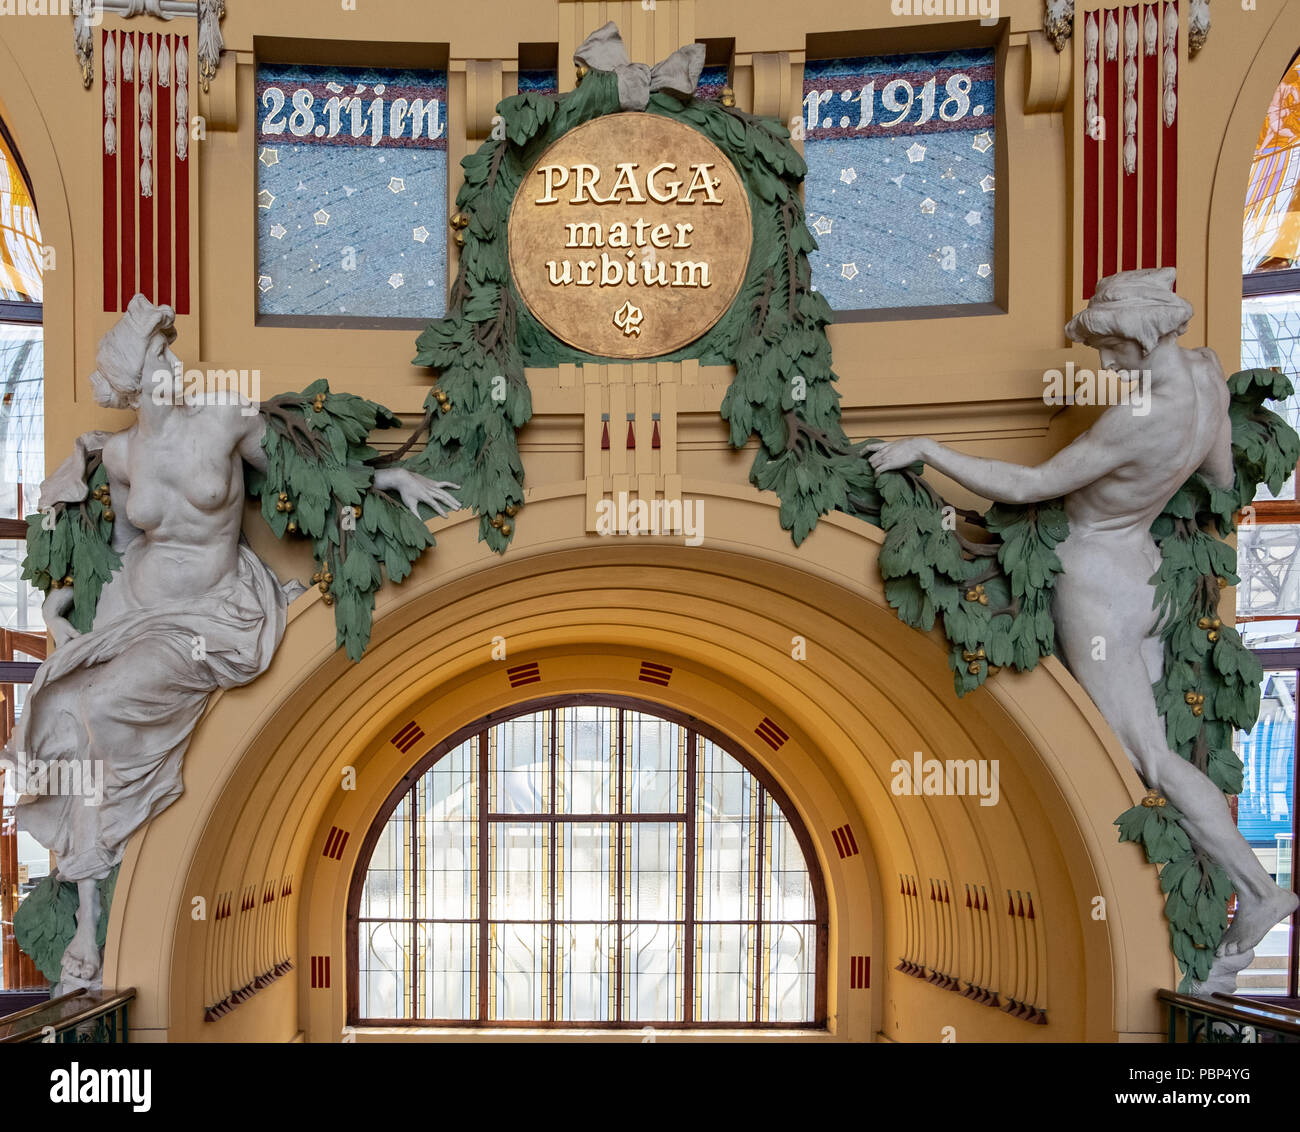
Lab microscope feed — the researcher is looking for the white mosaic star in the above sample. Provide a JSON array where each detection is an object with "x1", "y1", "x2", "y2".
[
  {"x1": 841, "y1": 263, "x2": 859, "y2": 280},
  {"x1": 980, "y1": 175, "x2": 995, "y2": 193},
  {"x1": 256, "y1": 189, "x2": 275, "y2": 209},
  {"x1": 920, "y1": 197, "x2": 936, "y2": 214},
  {"x1": 269, "y1": 223, "x2": 287, "y2": 240},
  {"x1": 972, "y1": 131, "x2": 993, "y2": 154},
  {"x1": 941, "y1": 167, "x2": 956, "y2": 180},
  {"x1": 343, "y1": 185, "x2": 357, "y2": 197},
  {"x1": 811, "y1": 216, "x2": 833, "y2": 237},
  {"x1": 257, "y1": 275, "x2": 273, "y2": 293},
  {"x1": 413, "y1": 226, "x2": 431, "y2": 244},
  {"x1": 388, "y1": 273, "x2": 405, "y2": 289},
  {"x1": 840, "y1": 167, "x2": 857, "y2": 185},
  {"x1": 965, "y1": 210, "x2": 982, "y2": 226},
  {"x1": 389, "y1": 177, "x2": 406, "y2": 193},
  {"x1": 314, "y1": 208, "x2": 330, "y2": 226},
  {"x1": 906, "y1": 142, "x2": 926, "y2": 163},
  {"x1": 890, "y1": 174, "x2": 905, "y2": 188},
  {"x1": 977, "y1": 263, "x2": 992, "y2": 278},
  {"x1": 258, "y1": 147, "x2": 279, "y2": 167}
]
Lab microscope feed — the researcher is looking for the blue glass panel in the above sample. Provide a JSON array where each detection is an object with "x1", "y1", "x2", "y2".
[
  {"x1": 802, "y1": 49, "x2": 996, "y2": 311},
  {"x1": 517, "y1": 69, "x2": 558, "y2": 97},
  {"x1": 696, "y1": 63, "x2": 729, "y2": 101},
  {"x1": 255, "y1": 62, "x2": 448, "y2": 319}
]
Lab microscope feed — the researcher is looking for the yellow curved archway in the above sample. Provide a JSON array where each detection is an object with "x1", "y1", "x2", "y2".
[{"x1": 100, "y1": 485, "x2": 1169, "y2": 1042}]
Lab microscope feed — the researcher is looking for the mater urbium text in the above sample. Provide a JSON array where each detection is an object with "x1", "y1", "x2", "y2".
[{"x1": 533, "y1": 162, "x2": 723, "y2": 289}]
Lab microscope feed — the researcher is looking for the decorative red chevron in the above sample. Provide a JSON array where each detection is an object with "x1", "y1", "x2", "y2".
[
  {"x1": 850, "y1": 955, "x2": 870, "y2": 989},
  {"x1": 322, "y1": 826, "x2": 350, "y2": 860},
  {"x1": 390, "y1": 720, "x2": 425, "y2": 754},
  {"x1": 754, "y1": 717, "x2": 788, "y2": 751},
  {"x1": 507, "y1": 661, "x2": 542, "y2": 687},
  {"x1": 830, "y1": 824, "x2": 859, "y2": 859},
  {"x1": 638, "y1": 661, "x2": 672, "y2": 686}
]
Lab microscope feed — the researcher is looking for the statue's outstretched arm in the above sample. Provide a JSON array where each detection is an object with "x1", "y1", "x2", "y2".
[{"x1": 867, "y1": 419, "x2": 1128, "y2": 505}]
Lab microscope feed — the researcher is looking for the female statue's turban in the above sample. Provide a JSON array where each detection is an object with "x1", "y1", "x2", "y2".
[
  {"x1": 1065, "y1": 268, "x2": 1193, "y2": 356},
  {"x1": 89, "y1": 293, "x2": 177, "y2": 409}
]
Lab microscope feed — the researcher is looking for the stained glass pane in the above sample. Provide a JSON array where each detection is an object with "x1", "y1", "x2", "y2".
[
  {"x1": 762, "y1": 922, "x2": 816, "y2": 1022},
  {"x1": 696, "y1": 923, "x2": 755, "y2": 1022},
  {"x1": 623, "y1": 822, "x2": 680, "y2": 922},
  {"x1": 0, "y1": 322, "x2": 45, "y2": 529},
  {"x1": 697, "y1": 739, "x2": 758, "y2": 921},
  {"x1": 359, "y1": 793, "x2": 410, "y2": 919},
  {"x1": 558, "y1": 822, "x2": 613, "y2": 922},
  {"x1": 254, "y1": 63, "x2": 447, "y2": 320},
  {"x1": 417, "y1": 740, "x2": 477, "y2": 920},
  {"x1": 763, "y1": 803, "x2": 815, "y2": 922},
  {"x1": 489, "y1": 820, "x2": 548, "y2": 921},
  {"x1": 1232, "y1": 670, "x2": 1296, "y2": 996},
  {"x1": 417, "y1": 922, "x2": 476, "y2": 1019},
  {"x1": 489, "y1": 922, "x2": 549, "y2": 1021},
  {"x1": 555, "y1": 923, "x2": 614, "y2": 1022},
  {"x1": 0, "y1": 127, "x2": 41, "y2": 303},
  {"x1": 1244, "y1": 57, "x2": 1300, "y2": 273},
  {"x1": 625, "y1": 711, "x2": 684, "y2": 812},
  {"x1": 622, "y1": 922, "x2": 682, "y2": 1022},
  {"x1": 1237, "y1": 523, "x2": 1300, "y2": 619},
  {"x1": 1240, "y1": 295, "x2": 1300, "y2": 500},
  {"x1": 359, "y1": 919, "x2": 409, "y2": 1018},
  {"x1": 558, "y1": 703, "x2": 614, "y2": 813},
  {"x1": 802, "y1": 49, "x2": 996, "y2": 311},
  {"x1": 492, "y1": 712, "x2": 549, "y2": 814}
]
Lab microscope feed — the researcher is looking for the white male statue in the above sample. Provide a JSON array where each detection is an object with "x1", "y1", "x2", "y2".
[
  {"x1": 867, "y1": 268, "x2": 1299, "y2": 994},
  {"x1": 7, "y1": 295, "x2": 459, "y2": 989}
]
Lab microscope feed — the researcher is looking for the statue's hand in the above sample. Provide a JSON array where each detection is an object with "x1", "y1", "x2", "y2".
[
  {"x1": 41, "y1": 588, "x2": 81, "y2": 648},
  {"x1": 864, "y1": 437, "x2": 934, "y2": 475},
  {"x1": 372, "y1": 468, "x2": 462, "y2": 519}
]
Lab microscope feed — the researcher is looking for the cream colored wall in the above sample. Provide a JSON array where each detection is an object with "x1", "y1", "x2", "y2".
[{"x1": 1, "y1": 0, "x2": 1295, "y2": 1042}]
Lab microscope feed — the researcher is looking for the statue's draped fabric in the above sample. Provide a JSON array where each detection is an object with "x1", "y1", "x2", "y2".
[{"x1": 13, "y1": 543, "x2": 286, "y2": 882}]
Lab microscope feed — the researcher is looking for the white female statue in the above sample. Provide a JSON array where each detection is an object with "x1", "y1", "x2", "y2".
[
  {"x1": 10, "y1": 295, "x2": 458, "y2": 988},
  {"x1": 867, "y1": 269, "x2": 1299, "y2": 993}
]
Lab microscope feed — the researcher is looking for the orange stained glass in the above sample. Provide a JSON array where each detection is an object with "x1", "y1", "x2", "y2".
[
  {"x1": 1245, "y1": 57, "x2": 1300, "y2": 274},
  {"x1": 0, "y1": 125, "x2": 41, "y2": 303}
]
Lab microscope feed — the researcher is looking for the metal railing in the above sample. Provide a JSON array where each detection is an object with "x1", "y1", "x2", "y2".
[
  {"x1": 1159, "y1": 988, "x2": 1300, "y2": 1042},
  {"x1": 0, "y1": 987, "x2": 135, "y2": 1043}
]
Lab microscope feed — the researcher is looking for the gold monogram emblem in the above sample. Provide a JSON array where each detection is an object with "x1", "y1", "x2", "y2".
[{"x1": 613, "y1": 301, "x2": 644, "y2": 337}]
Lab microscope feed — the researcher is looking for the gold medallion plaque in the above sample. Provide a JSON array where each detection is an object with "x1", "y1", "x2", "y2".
[{"x1": 507, "y1": 112, "x2": 753, "y2": 359}]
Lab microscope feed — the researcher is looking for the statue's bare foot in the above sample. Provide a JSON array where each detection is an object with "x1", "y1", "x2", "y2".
[
  {"x1": 1189, "y1": 948, "x2": 1255, "y2": 997},
  {"x1": 1216, "y1": 887, "x2": 1299, "y2": 957},
  {"x1": 60, "y1": 925, "x2": 101, "y2": 984}
]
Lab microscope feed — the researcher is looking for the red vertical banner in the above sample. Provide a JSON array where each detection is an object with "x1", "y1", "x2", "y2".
[
  {"x1": 1141, "y1": 4, "x2": 1159, "y2": 268},
  {"x1": 138, "y1": 34, "x2": 155, "y2": 303},
  {"x1": 118, "y1": 31, "x2": 136, "y2": 311},
  {"x1": 1083, "y1": 11, "x2": 1100, "y2": 298},
  {"x1": 157, "y1": 33, "x2": 173, "y2": 308},
  {"x1": 1121, "y1": 8, "x2": 1139, "y2": 272},
  {"x1": 1161, "y1": 2, "x2": 1178, "y2": 270},
  {"x1": 175, "y1": 35, "x2": 190, "y2": 315},
  {"x1": 1102, "y1": 9, "x2": 1120, "y2": 279},
  {"x1": 102, "y1": 29, "x2": 118, "y2": 312}
]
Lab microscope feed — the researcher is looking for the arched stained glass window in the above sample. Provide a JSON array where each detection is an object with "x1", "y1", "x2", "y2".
[{"x1": 349, "y1": 699, "x2": 826, "y2": 1027}]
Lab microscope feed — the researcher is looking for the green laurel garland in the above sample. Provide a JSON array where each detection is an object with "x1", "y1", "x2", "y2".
[
  {"x1": 250, "y1": 381, "x2": 446, "y2": 662},
  {"x1": 410, "y1": 68, "x2": 874, "y2": 550}
]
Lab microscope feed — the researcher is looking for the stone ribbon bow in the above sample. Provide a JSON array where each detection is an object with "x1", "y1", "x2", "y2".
[{"x1": 574, "y1": 21, "x2": 706, "y2": 111}]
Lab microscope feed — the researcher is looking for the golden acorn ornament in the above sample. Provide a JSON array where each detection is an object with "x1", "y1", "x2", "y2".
[
  {"x1": 575, "y1": 62, "x2": 589, "y2": 83},
  {"x1": 500, "y1": 522, "x2": 512, "y2": 537},
  {"x1": 1207, "y1": 630, "x2": 1219, "y2": 642},
  {"x1": 449, "y1": 212, "x2": 469, "y2": 230},
  {"x1": 1197, "y1": 616, "x2": 1212, "y2": 629},
  {"x1": 505, "y1": 504, "x2": 519, "y2": 517},
  {"x1": 287, "y1": 520, "x2": 298, "y2": 534},
  {"x1": 323, "y1": 594, "x2": 334, "y2": 606},
  {"x1": 490, "y1": 515, "x2": 504, "y2": 530},
  {"x1": 720, "y1": 86, "x2": 736, "y2": 108},
  {"x1": 103, "y1": 509, "x2": 115, "y2": 521},
  {"x1": 453, "y1": 230, "x2": 465, "y2": 249}
]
